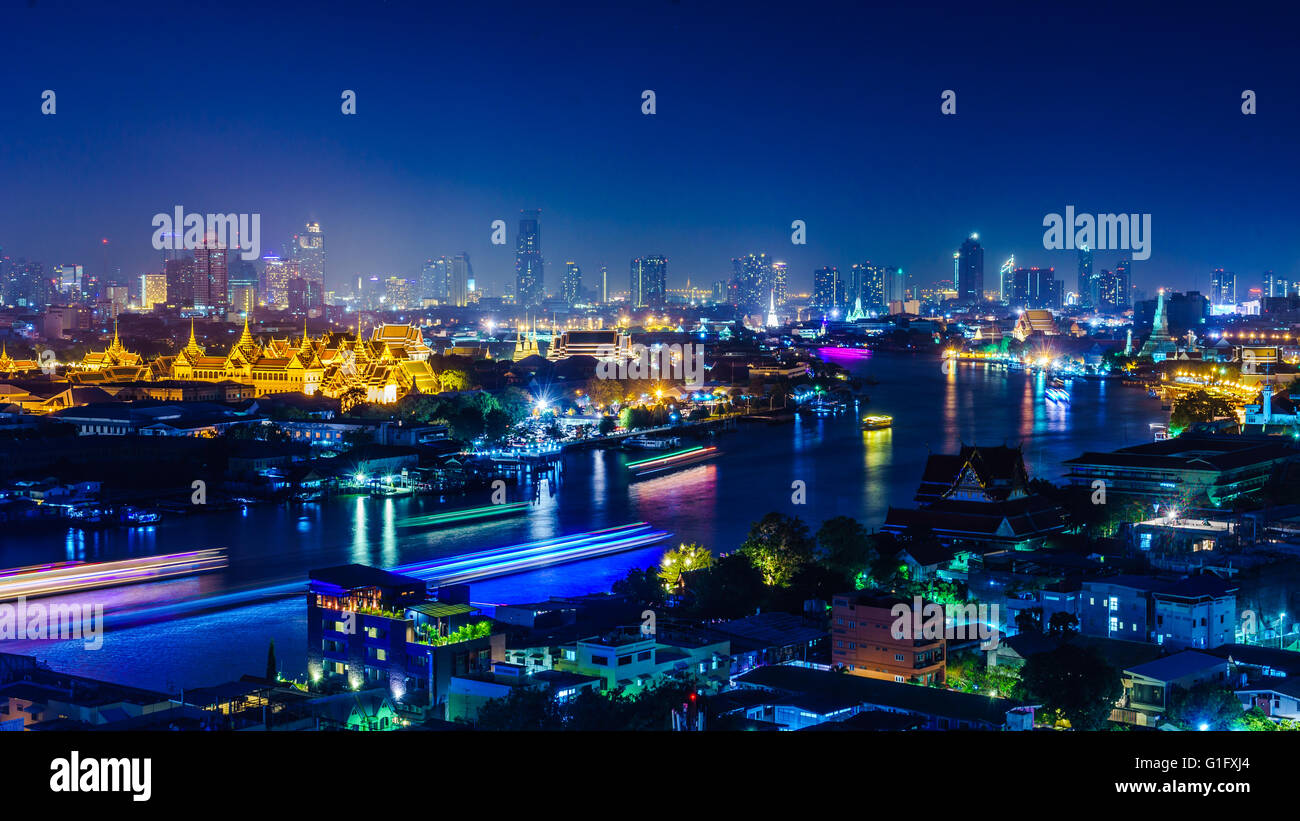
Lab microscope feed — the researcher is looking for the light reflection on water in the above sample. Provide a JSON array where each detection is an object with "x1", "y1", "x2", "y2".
[{"x1": 1, "y1": 351, "x2": 1170, "y2": 690}]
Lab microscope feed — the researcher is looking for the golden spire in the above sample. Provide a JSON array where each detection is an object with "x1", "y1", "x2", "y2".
[
  {"x1": 188, "y1": 319, "x2": 198, "y2": 347},
  {"x1": 237, "y1": 315, "x2": 255, "y2": 347},
  {"x1": 109, "y1": 317, "x2": 122, "y2": 351}
]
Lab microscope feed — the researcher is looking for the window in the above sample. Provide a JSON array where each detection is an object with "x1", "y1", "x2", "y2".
[
  {"x1": 895, "y1": 654, "x2": 904, "y2": 662},
  {"x1": 590, "y1": 654, "x2": 609, "y2": 666},
  {"x1": 617, "y1": 655, "x2": 632, "y2": 666}
]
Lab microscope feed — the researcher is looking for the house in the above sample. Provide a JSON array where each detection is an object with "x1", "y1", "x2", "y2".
[
  {"x1": 732, "y1": 664, "x2": 1028, "y2": 731},
  {"x1": 1234, "y1": 679, "x2": 1300, "y2": 723},
  {"x1": 1151, "y1": 576, "x2": 1238, "y2": 650},
  {"x1": 1114, "y1": 650, "x2": 1232, "y2": 726}
]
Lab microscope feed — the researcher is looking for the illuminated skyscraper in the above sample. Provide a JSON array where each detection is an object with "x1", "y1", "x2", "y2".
[
  {"x1": 599, "y1": 264, "x2": 608, "y2": 304},
  {"x1": 562, "y1": 262, "x2": 582, "y2": 306},
  {"x1": 262, "y1": 255, "x2": 293, "y2": 308},
  {"x1": 1211, "y1": 268, "x2": 1236, "y2": 305},
  {"x1": 422, "y1": 257, "x2": 451, "y2": 303},
  {"x1": 630, "y1": 256, "x2": 667, "y2": 308},
  {"x1": 998, "y1": 255, "x2": 1015, "y2": 304},
  {"x1": 291, "y1": 222, "x2": 325, "y2": 311},
  {"x1": 812, "y1": 266, "x2": 843, "y2": 312},
  {"x1": 1077, "y1": 245, "x2": 1094, "y2": 307},
  {"x1": 771, "y1": 260, "x2": 789, "y2": 307},
  {"x1": 731, "y1": 253, "x2": 771, "y2": 312},
  {"x1": 1113, "y1": 257, "x2": 1131, "y2": 309},
  {"x1": 957, "y1": 234, "x2": 983, "y2": 304},
  {"x1": 451, "y1": 253, "x2": 472, "y2": 307},
  {"x1": 139, "y1": 273, "x2": 167, "y2": 311},
  {"x1": 165, "y1": 257, "x2": 196, "y2": 307},
  {"x1": 515, "y1": 210, "x2": 544, "y2": 308}
]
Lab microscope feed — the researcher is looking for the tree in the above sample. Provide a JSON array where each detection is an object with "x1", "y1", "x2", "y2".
[
  {"x1": 473, "y1": 686, "x2": 566, "y2": 730},
  {"x1": 1169, "y1": 389, "x2": 1236, "y2": 433},
  {"x1": 815, "y1": 516, "x2": 877, "y2": 580},
  {"x1": 1168, "y1": 682, "x2": 1246, "y2": 730},
  {"x1": 658, "y1": 543, "x2": 713, "y2": 589},
  {"x1": 1047, "y1": 611, "x2": 1080, "y2": 637},
  {"x1": 1014, "y1": 644, "x2": 1122, "y2": 730},
  {"x1": 612, "y1": 566, "x2": 665, "y2": 608},
  {"x1": 689, "y1": 552, "x2": 768, "y2": 619},
  {"x1": 1015, "y1": 607, "x2": 1043, "y2": 635},
  {"x1": 738, "y1": 512, "x2": 816, "y2": 587}
]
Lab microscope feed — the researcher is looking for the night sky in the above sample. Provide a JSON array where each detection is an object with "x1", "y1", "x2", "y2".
[{"x1": 2, "y1": 0, "x2": 1298, "y2": 297}]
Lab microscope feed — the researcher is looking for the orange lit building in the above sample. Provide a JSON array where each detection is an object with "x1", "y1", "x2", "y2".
[{"x1": 831, "y1": 592, "x2": 946, "y2": 685}]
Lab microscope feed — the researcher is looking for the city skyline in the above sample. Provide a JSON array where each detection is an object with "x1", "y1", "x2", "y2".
[{"x1": 2, "y1": 2, "x2": 1299, "y2": 298}]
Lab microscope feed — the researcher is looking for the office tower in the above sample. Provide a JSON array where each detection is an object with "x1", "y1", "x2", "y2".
[
  {"x1": 711, "y1": 280, "x2": 727, "y2": 302},
  {"x1": 287, "y1": 277, "x2": 309, "y2": 313},
  {"x1": 165, "y1": 257, "x2": 196, "y2": 307},
  {"x1": 771, "y1": 261, "x2": 789, "y2": 307},
  {"x1": 228, "y1": 259, "x2": 257, "y2": 307},
  {"x1": 451, "y1": 253, "x2": 472, "y2": 308},
  {"x1": 886, "y1": 267, "x2": 907, "y2": 305},
  {"x1": 60, "y1": 264, "x2": 84, "y2": 299},
  {"x1": 292, "y1": 222, "x2": 326, "y2": 289},
  {"x1": 515, "y1": 210, "x2": 544, "y2": 308},
  {"x1": 1007, "y1": 267, "x2": 1031, "y2": 308},
  {"x1": 998, "y1": 256, "x2": 1015, "y2": 304},
  {"x1": 1211, "y1": 268, "x2": 1236, "y2": 305},
  {"x1": 193, "y1": 238, "x2": 228, "y2": 311},
  {"x1": 1027, "y1": 267, "x2": 1058, "y2": 310},
  {"x1": 630, "y1": 255, "x2": 667, "y2": 309},
  {"x1": 850, "y1": 262, "x2": 886, "y2": 310},
  {"x1": 385, "y1": 277, "x2": 413, "y2": 309},
  {"x1": 261, "y1": 255, "x2": 292, "y2": 308},
  {"x1": 1077, "y1": 245, "x2": 1094, "y2": 307},
  {"x1": 1265, "y1": 270, "x2": 1289, "y2": 298},
  {"x1": 560, "y1": 262, "x2": 583, "y2": 306},
  {"x1": 730, "y1": 253, "x2": 771, "y2": 313},
  {"x1": 812, "y1": 266, "x2": 843, "y2": 312},
  {"x1": 422, "y1": 257, "x2": 451, "y2": 302},
  {"x1": 1113, "y1": 257, "x2": 1131, "y2": 310},
  {"x1": 600, "y1": 265, "x2": 608, "y2": 304},
  {"x1": 957, "y1": 234, "x2": 984, "y2": 304}
]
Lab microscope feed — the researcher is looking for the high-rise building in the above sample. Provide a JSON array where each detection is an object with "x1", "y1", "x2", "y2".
[
  {"x1": 165, "y1": 256, "x2": 196, "y2": 307},
  {"x1": 422, "y1": 257, "x2": 451, "y2": 303},
  {"x1": 630, "y1": 256, "x2": 667, "y2": 309},
  {"x1": 1077, "y1": 245, "x2": 1094, "y2": 307},
  {"x1": 851, "y1": 262, "x2": 886, "y2": 310},
  {"x1": 600, "y1": 264, "x2": 608, "y2": 304},
  {"x1": 998, "y1": 256, "x2": 1016, "y2": 304},
  {"x1": 1113, "y1": 258, "x2": 1131, "y2": 310},
  {"x1": 261, "y1": 255, "x2": 293, "y2": 308},
  {"x1": 730, "y1": 253, "x2": 771, "y2": 313},
  {"x1": 139, "y1": 273, "x2": 167, "y2": 311},
  {"x1": 1211, "y1": 268, "x2": 1236, "y2": 305},
  {"x1": 515, "y1": 210, "x2": 544, "y2": 308},
  {"x1": 957, "y1": 234, "x2": 984, "y2": 305},
  {"x1": 771, "y1": 261, "x2": 789, "y2": 308},
  {"x1": 1265, "y1": 270, "x2": 1289, "y2": 298},
  {"x1": 562, "y1": 262, "x2": 582, "y2": 306},
  {"x1": 812, "y1": 266, "x2": 843, "y2": 312},
  {"x1": 451, "y1": 253, "x2": 473, "y2": 308},
  {"x1": 292, "y1": 223, "x2": 325, "y2": 288},
  {"x1": 193, "y1": 238, "x2": 228, "y2": 312},
  {"x1": 385, "y1": 277, "x2": 414, "y2": 310}
]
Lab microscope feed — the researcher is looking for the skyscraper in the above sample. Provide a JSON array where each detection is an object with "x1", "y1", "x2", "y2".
[
  {"x1": 422, "y1": 257, "x2": 451, "y2": 303},
  {"x1": 599, "y1": 264, "x2": 608, "y2": 304},
  {"x1": 630, "y1": 256, "x2": 667, "y2": 308},
  {"x1": 771, "y1": 261, "x2": 789, "y2": 307},
  {"x1": 1077, "y1": 245, "x2": 1094, "y2": 307},
  {"x1": 515, "y1": 210, "x2": 544, "y2": 308},
  {"x1": 451, "y1": 253, "x2": 473, "y2": 308},
  {"x1": 165, "y1": 256, "x2": 196, "y2": 307},
  {"x1": 998, "y1": 255, "x2": 1015, "y2": 304},
  {"x1": 139, "y1": 273, "x2": 167, "y2": 311},
  {"x1": 292, "y1": 222, "x2": 325, "y2": 291},
  {"x1": 562, "y1": 262, "x2": 582, "y2": 306},
  {"x1": 1113, "y1": 257, "x2": 1131, "y2": 310},
  {"x1": 731, "y1": 253, "x2": 771, "y2": 313},
  {"x1": 193, "y1": 238, "x2": 228, "y2": 312},
  {"x1": 957, "y1": 234, "x2": 984, "y2": 304},
  {"x1": 1266, "y1": 270, "x2": 1289, "y2": 298},
  {"x1": 812, "y1": 266, "x2": 843, "y2": 312},
  {"x1": 1211, "y1": 268, "x2": 1236, "y2": 305}
]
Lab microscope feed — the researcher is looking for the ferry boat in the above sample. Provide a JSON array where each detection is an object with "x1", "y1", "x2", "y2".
[
  {"x1": 1044, "y1": 387, "x2": 1070, "y2": 403},
  {"x1": 860, "y1": 414, "x2": 893, "y2": 430},
  {"x1": 626, "y1": 445, "x2": 719, "y2": 477},
  {"x1": 622, "y1": 435, "x2": 681, "y2": 451},
  {"x1": 0, "y1": 549, "x2": 227, "y2": 601}
]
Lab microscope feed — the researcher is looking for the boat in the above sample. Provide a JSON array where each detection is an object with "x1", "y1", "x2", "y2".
[
  {"x1": 860, "y1": 414, "x2": 893, "y2": 430},
  {"x1": 0, "y1": 549, "x2": 227, "y2": 601},
  {"x1": 626, "y1": 445, "x2": 719, "y2": 477},
  {"x1": 1044, "y1": 387, "x2": 1070, "y2": 403},
  {"x1": 398, "y1": 501, "x2": 530, "y2": 529},
  {"x1": 622, "y1": 435, "x2": 681, "y2": 451}
]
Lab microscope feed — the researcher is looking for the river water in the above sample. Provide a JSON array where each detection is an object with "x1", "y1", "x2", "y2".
[{"x1": 1, "y1": 350, "x2": 1171, "y2": 690}]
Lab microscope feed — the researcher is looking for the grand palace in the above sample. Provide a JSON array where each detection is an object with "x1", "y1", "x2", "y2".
[{"x1": 6, "y1": 319, "x2": 441, "y2": 410}]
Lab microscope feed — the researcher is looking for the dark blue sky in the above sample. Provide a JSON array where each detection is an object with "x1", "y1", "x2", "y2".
[{"x1": 2, "y1": 0, "x2": 1298, "y2": 297}]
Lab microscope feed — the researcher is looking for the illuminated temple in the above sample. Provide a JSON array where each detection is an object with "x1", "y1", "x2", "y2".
[{"x1": 71, "y1": 319, "x2": 439, "y2": 407}]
